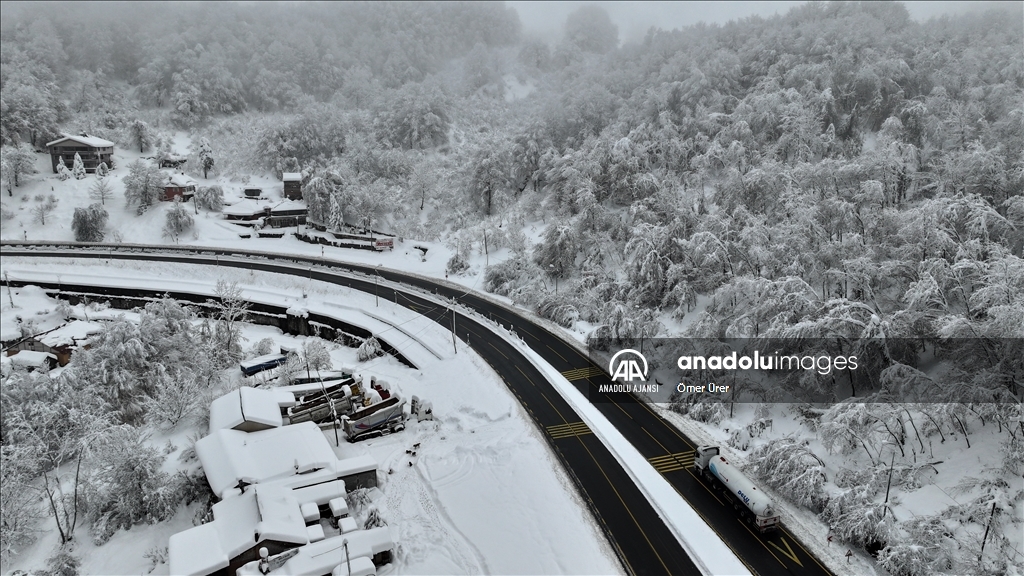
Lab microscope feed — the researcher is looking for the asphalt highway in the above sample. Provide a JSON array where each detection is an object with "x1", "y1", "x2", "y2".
[{"x1": 2, "y1": 244, "x2": 835, "y2": 576}]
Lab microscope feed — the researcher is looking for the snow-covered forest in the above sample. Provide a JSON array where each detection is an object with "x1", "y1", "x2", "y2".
[{"x1": 2, "y1": 1, "x2": 1023, "y2": 575}]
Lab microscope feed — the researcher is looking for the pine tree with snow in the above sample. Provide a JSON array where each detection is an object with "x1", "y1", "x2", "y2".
[
  {"x1": 95, "y1": 161, "x2": 108, "y2": 178},
  {"x1": 56, "y1": 156, "x2": 71, "y2": 181},
  {"x1": 72, "y1": 152, "x2": 86, "y2": 179}
]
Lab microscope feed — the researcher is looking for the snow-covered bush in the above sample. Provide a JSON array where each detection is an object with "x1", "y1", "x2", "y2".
[
  {"x1": 56, "y1": 156, "x2": 71, "y2": 181},
  {"x1": 747, "y1": 436, "x2": 828, "y2": 511},
  {"x1": 195, "y1": 185, "x2": 224, "y2": 211},
  {"x1": 446, "y1": 252, "x2": 470, "y2": 276},
  {"x1": 163, "y1": 198, "x2": 194, "y2": 242},
  {"x1": 41, "y1": 550, "x2": 82, "y2": 576},
  {"x1": 251, "y1": 337, "x2": 278, "y2": 357},
  {"x1": 72, "y1": 152, "x2": 86, "y2": 179},
  {"x1": 72, "y1": 203, "x2": 108, "y2": 242},
  {"x1": 95, "y1": 162, "x2": 108, "y2": 177},
  {"x1": 363, "y1": 506, "x2": 387, "y2": 529},
  {"x1": 357, "y1": 336, "x2": 383, "y2": 361}
]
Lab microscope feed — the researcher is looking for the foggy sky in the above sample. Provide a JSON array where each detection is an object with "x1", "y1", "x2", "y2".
[{"x1": 507, "y1": 1, "x2": 1006, "y2": 44}]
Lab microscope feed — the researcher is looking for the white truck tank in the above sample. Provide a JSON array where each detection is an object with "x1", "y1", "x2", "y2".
[{"x1": 711, "y1": 456, "x2": 775, "y2": 519}]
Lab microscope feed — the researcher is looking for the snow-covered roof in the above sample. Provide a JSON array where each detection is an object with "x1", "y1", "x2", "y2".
[
  {"x1": 165, "y1": 173, "x2": 196, "y2": 187},
  {"x1": 8, "y1": 350, "x2": 56, "y2": 367},
  {"x1": 272, "y1": 199, "x2": 307, "y2": 211},
  {"x1": 222, "y1": 202, "x2": 267, "y2": 217},
  {"x1": 253, "y1": 484, "x2": 308, "y2": 544},
  {"x1": 196, "y1": 422, "x2": 342, "y2": 498},
  {"x1": 45, "y1": 133, "x2": 115, "y2": 148},
  {"x1": 282, "y1": 172, "x2": 302, "y2": 181},
  {"x1": 236, "y1": 527, "x2": 393, "y2": 576},
  {"x1": 37, "y1": 320, "x2": 104, "y2": 348},
  {"x1": 169, "y1": 484, "x2": 309, "y2": 576},
  {"x1": 240, "y1": 352, "x2": 288, "y2": 370},
  {"x1": 168, "y1": 523, "x2": 228, "y2": 576},
  {"x1": 208, "y1": 386, "x2": 295, "y2": 434}
]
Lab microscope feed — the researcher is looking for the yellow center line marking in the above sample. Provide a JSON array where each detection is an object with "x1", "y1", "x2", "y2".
[
  {"x1": 546, "y1": 344, "x2": 568, "y2": 362},
  {"x1": 738, "y1": 519, "x2": 787, "y2": 567},
  {"x1": 536, "y1": 392, "x2": 665, "y2": 576},
  {"x1": 487, "y1": 341, "x2": 508, "y2": 359},
  {"x1": 768, "y1": 536, "x2": 804, "y2": 567}
]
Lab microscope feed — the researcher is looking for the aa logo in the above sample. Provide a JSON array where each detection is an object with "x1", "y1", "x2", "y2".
[{"x1": 609, "y1": 349, "x2": 648, "y2": 382}]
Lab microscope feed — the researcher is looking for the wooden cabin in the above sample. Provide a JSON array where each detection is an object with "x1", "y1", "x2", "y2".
[
  {"x1": 163, "y1": 173, "x2": 197, "y2": 201},
  {"x1": 46, "y1": 133, "x2": 115, "y2": 173},
  {"x1": 282, "y1": 172, "x2": 302, "y2": 201}
]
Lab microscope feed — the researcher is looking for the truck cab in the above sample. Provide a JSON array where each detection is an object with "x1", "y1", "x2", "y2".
[{"x1": 694, "y1": 445, "x2": 719, "y2": 471}]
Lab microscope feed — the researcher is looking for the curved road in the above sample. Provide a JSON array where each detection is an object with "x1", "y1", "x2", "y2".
[{"x1": 1, "y1": 243, "x2": 834, "y2": 576}]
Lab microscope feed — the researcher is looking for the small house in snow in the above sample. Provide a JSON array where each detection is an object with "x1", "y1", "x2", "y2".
[
  {"x1": 46, "y1": 133, "x2": 115, "y2": 173},
  {"x1": 282, "y1": 173, "x2": 302, "y2": 201},
  {"x1": 163, "y1": 173, "x2": 196, "y2": 201},
  {"x1": 4, "y1": 320, "x2": 104, "y2": 366}
]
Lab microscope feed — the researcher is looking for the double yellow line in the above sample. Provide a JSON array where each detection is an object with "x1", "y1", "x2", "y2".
[
  {"x1": 560, "y1": 366, "x2": 606, "y2": 381},
  {"x1": 547, "y1": 421, "x2": 592, "y2": 439},
  {"x1": 648, "y1": 451, "x2": 695, "y2": 473}
]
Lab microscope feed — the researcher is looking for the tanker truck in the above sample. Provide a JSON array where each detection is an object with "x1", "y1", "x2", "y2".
[{"x1": 694, "y1": 446, "x2": 780, "y2": 533}]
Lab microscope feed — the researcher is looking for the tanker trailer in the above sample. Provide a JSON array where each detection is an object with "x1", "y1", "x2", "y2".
[{"x1": 694, "y1": 446, "x2": 780, "y2": 532}]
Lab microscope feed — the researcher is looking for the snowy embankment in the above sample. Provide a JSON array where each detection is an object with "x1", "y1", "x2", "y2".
[{"x1": 1, "y1": 258, "x2": 621, "y2": 575}]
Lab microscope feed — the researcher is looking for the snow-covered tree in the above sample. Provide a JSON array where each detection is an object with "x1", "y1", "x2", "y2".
[
  {"x1": 86, "y1": 179, "x2": 113, "y2": 210},
  {"x1": 72, "y1": 152, "x2": 86, "y2": 179},
  {"x1": 162, "y1": 197, "x2": 194, "y2": 243},
  {"x1": 31, "y1": 196, "x2": 57, "y2": 225},
  {"x1": 128, "y1": 119, "x2": 152, "y2": 153},
  {"x1": 72, "y1": 203, "x2": 108, "y2": 242},
  {"x1": 95, "y1": 161, "x2": 108, "y2": 178},
  {"x1": 122, "y1": 159, "x2": 163, "y2": 214},
  {"x1": 56, "y1": 156, "x2": 71, "y2": 181},
  {"x1": 195, "y1": 185, "x2": 223, "y2": 211},
  {"x1": 747, "y1": 436, "x2": 828, "y2": 510},
  {"x1": 198, "y1": 137, "x2": 214, "y2": 178},
  {"x1": 209, "y1": 280, "x2": 248, "y2": 363},
  {"x1": 302, "y1": 339, "x2": 332, "y2": 376},
  {"x1": 145, "y1": 365, "x2": 203, "y2": 429},
  {"x1": 1, "y1": 144, "x2": 38, "y2": 194},
  {"x1": 86, "y1": 425, "x2": 180, "y2": 544}
]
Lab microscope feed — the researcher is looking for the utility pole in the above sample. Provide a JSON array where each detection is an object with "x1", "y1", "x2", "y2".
[
  {"x1": 451, "y1": 308, "x2": 458, "y2": 351},
  {"x1": 343, "y1": 538, "x2": 351, "y2": 576},
  {"x1": 4, "y1": 272, "x2": 14, "y2": 308}
]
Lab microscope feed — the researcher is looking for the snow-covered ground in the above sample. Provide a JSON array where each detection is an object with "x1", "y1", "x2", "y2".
[{"x1": 0, "y1": 259, "x2": 621, "y2": 575}]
